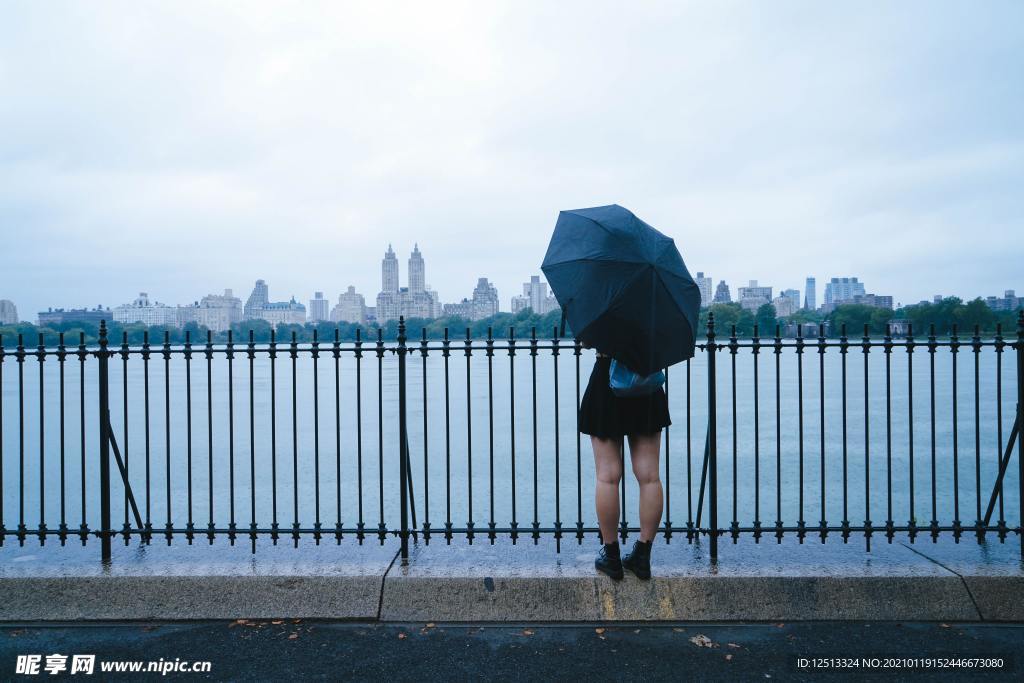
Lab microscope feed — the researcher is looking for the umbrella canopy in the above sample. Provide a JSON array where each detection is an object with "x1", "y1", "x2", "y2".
[{"x1": 541, "y1": 204, "x2": 701, "y2": 376}]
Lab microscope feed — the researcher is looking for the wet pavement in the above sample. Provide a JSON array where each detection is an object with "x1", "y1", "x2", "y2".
[{"x1": 1, "y1": 620, "x2": 1021, "y2": 681}]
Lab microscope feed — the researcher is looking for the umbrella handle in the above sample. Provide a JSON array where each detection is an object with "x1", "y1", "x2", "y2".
[{"x1": 559, "y1": 303, "x2": 567, "y2": 338}]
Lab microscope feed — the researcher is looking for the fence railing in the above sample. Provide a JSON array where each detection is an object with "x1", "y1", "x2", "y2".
[{"x1": 0, "y1": 312, "x2": 1021, "y2": 564}]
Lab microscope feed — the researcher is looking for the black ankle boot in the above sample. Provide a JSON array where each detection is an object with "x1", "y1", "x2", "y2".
[
  {"x1": 622, "y1": 540, "x2": 652, "y2": 580},
  {"x1": 595, "y1": 543, "x2": 623, "y2": 580}
]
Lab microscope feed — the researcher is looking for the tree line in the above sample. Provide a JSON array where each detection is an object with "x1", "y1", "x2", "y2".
[{"x1": 0, "y1": 308, "x2": 564, "y2": 347}]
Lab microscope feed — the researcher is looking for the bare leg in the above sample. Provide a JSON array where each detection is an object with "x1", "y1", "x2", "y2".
[
  {"x1": 591, "y1": 436, "x2": 623, "y2": 544},
  {"x1": 628, "y1": 431, "x2": 663, "y2": 542}
]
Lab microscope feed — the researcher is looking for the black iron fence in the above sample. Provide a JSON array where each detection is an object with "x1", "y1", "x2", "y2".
[{"x1": 0, "y1": 312, "x2": 1021, "y2": 563}]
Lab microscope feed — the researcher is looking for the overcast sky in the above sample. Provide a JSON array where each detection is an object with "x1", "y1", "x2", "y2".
[{"x1": 2, "y1": 1, "x2": 1022, "y2": 320}]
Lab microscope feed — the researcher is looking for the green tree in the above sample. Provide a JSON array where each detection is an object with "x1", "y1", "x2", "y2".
[{"x1": 755, "y1": 304, "x2": 777, "y2": 336}]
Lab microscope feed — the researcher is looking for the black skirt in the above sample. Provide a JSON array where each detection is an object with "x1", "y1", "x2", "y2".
[{"x1": 578, "y1": 357, "x2": 671, "y2": 439}]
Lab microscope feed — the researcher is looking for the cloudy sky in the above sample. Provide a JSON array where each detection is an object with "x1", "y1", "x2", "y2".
[{"x1": 2, "y1": 1, "x2": 1022, "y2": 320}]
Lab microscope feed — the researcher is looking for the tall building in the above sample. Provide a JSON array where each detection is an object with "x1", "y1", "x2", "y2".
[
  {"x1": 804, "y1": 277, "x2": 816, "y2": 310},
  {"x1": 195, "y1": 289, "x2": 242, "y2": 332},
  {"x1": 782, "y1": 289, "x2": 801, "y2": 312},
  {"x1": 37, "y1": 306, "x2": 111, "y2": 326},
  {"x1": 824, "y1": 277, "x2": 866, "y2": 307},
  {"x1": 695, "y1": 272, "x2": 713, "y2": 308},
  {"x1": 244, "y1": 280, "x2": 269, "y2": 320},
  {"x1": 113, "y1": 292, "x2": 178, "y2": 326},
  {"x1": 737, "y1": 280, "x2": 772, "y2": 312},
  {"x1": 309, "y1": 291, "x2": 329, "y2": 322},
  {"x1": 713, "y1": 280, "x2": 731, "y2": 304},
  {"x1": 376, "y1": 245, "x2": 436, "y2": 321},
  {"x1": 331, "y1": 286, "x2": 367, "y2": 324},
  {"x1": 0, "y1": 300, "x2": 17, "y2": 325},
  {"x1": 408, "y1": 244, "x2": 425, "y2": 293},
  {"x1": 772, "y1": 294, "x2": 797, "y2": 318},
  {"x1": 382, "y1": 245, "x2": 399, "y2": 293},
  {"x1": 471, "y1": 278, "x2": 500, "y2": 320},
  {"x1": 511, "y1": 275, "x2": 558, "y2": 314},
  {"x1": 426, "y1": 286, "x2": 443, "y2": 318}
]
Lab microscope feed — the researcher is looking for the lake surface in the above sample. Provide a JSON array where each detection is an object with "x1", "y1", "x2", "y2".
[{"x1": 1, "y1": 342, "x2": 1020, "y2": 542}]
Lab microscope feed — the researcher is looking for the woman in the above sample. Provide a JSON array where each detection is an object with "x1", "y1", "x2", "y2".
[{"x1": 578, "y1": 351, "x2": 670, "y2": 580}]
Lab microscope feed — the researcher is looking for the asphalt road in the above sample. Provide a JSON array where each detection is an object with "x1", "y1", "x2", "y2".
[{"x1": 1, "y1": 621, "x2": 1021, "y2": 681}]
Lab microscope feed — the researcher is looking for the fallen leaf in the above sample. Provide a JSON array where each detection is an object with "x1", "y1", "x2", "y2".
[
  {"x1": 728, "y1": 643, "x2": 741, "y2": 649},
  {"x1": 426, "y1": 622, "x2": 435, "y2": 628},
  {"x1": 725, "y1": 654, "x2": 733, "y2": 661},
  {"x1": 634, "y1": 629, "x2": 641, "y2": 634},
  {"x1": 940, "y1": 623, "x2": 950, "y2": 628},
  {"x1": 398, "y1": 633, "x2": 407, "y2": 640},
  {"x1": 272, "y1": 620, "x2": 283, "y2": 625},
  {"x1": 689, "y1": 634, "x2": 715, "y2": 648},
  {"x1": 522, "y1": 629, "x2": 534, "y2": 636},
  {"x1": 595, "y1": 628, "x2": 606, "y2": 635},
  {"x1": 288, "y1": 634, "x2": 298, "y2": 640}
]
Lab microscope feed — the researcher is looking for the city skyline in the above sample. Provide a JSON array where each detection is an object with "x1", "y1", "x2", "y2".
[{"x1": 15, "y1": 250, "x2": 1022, "y2": 328}]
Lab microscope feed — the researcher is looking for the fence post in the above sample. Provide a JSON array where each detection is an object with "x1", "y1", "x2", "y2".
[
  {"x1": 706, "y1": 312, "x2": 718, "y2": 562},
  {"x1": 398, "y1": 316, "x2": 410, "y2": 561},
  {"x1": 1017, "y1": 311, "x2": 1023, "y2": 559},
  {"x1": 97, "y1": 320, "x2": 112, "y2": 563}
]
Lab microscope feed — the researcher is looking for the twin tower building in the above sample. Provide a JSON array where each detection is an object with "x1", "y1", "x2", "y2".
[{"x1": 375, "y1": 243, "x2": 442, "y2": 321}]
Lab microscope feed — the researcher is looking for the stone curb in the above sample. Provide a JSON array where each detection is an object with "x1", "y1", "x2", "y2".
[{"x1": 2, "y1": 573, "x2": 1021, "y2": 622}]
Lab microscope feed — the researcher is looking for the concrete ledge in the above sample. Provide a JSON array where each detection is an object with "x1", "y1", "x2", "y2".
[
  {"x1": 0, "y1": 575, "x2": 384, "y2": 620},
  {"x1": 1, "y1": 536, "x2": 1021, "y2": 622}
]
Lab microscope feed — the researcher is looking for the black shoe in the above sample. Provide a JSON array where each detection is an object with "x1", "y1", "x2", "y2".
[
  {"x1": 622, "y1": 540, "x2": 652, "y2": 580},
  {"x1": 595, "y1": 543, "x2": 624, "y2": 580}
]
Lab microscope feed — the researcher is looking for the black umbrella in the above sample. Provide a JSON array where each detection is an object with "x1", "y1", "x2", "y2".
[{"x1": 541, "y1": 204, "x2": 701, "y2": 376}]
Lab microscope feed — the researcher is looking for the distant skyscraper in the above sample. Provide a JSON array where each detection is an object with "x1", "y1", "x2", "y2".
[
  {"x1": 471, "y1": 278, "x2": 500, "y2": 320},
  {"x1": 309, "y1": 291, "x2": 329, "y2": 322},
  {"x1": 196, "y1": 289, "x2": 242, "y2": 332},
  {"x1": 408, "y1": 244, "x2": 425, "y2": 293},
  {"x1": 824, "y1": 277, "x2": 866, "y2": 306},
  {"x1": 772, "y1": 293, "x2": 797, "y2": 318},
  {"x1": 804, "y1": 277, "x2": 816, "y2": 310},
  {"x1": 695, "y1": 272, "x2": 713, "y2": 307},
  {"x1": 244, "y1": 280, "x2": 269, "y2": 320},
  {"x1": 511, "y1": 275, "x2": 558, "y2": 314},
  {"x1": 782, "y1": 289, "x2": 801, "y2": 312},
  {"x1": 382, "y1": 245, "x2": 399, "y2": 293},
  {"x1": 0, "y1": 299, "x2": 17, "y2": 325},
  {"x1": 332, "y1": 286, "x2": 367, "y2": 324},
  {"x1": 713, "y1": 280, "x2": 731, "y2": 304}
]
